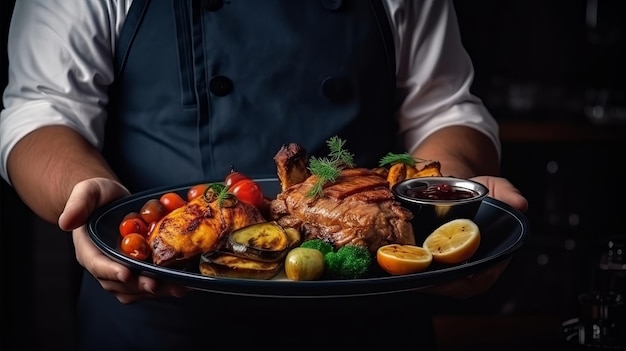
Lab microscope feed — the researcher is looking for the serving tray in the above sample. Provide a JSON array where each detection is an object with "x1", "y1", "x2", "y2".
[{"x1": 87, "y1": 178, "x2": 530, "y2": 298}]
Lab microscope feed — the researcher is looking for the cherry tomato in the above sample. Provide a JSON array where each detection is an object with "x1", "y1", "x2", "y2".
[
  {"x1": 119, "y1": 217, "x2": 149, "y2": 237},
  {"x1": 230, "y1": 178, "x2": 264, "y2": 207},
  {"x1": 123, "y1": 211, "x2": 143, "y2": 221},
  {"x1": 225, "y1": 169, "x2": 249, "y2": 188},
  {"x1": 159, "y1": 192, "x2": 187, "y2": 213},
  {"x1": 147, "y1": 220, "x2": 158, "y2": 236},
  {"x1": 120, "y1": 233, "x2": 151, "y2": 260},
  {"x1": 187, "y1": 184, "x2": 209, "y2": 202},
  {"x1": 140, "y1": 198, "x2": 167, "y2": 224}
]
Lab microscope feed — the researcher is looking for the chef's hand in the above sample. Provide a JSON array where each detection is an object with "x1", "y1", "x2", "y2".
[
  {"x1": 472, "y1": 175, "x2": 528, "y2": 213},
  {"x1": 58, "y1": 178, "x2": 189, "y2": 304},
  {"x1": 421, "y1": 175, "x2": 528, "y2": 299}
]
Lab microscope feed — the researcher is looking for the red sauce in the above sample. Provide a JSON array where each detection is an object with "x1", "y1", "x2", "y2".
[{"x1": 404, "y1": 183, "x2": 477, "y2": 201}]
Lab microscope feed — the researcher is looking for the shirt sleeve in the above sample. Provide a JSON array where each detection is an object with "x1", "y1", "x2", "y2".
[
  {"x1": 0, "y1": 0, "x2": 130, "y2": 184},
  {"x1": 385, "y1": 0, "x2": 501, "y2": 159}
]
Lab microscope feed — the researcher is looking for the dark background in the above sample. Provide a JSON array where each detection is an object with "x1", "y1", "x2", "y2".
[{"x1": 2, "y1": 1, "x2": 625, "y2": 350}]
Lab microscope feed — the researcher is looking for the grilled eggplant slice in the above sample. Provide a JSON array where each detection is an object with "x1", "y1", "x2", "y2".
[
  {"x1": 284, "y1": 227, "x2": 302, "y2": 249},
  {"x1": 199, "y1": 251, "x2": 283, "y2": 279},
  {"x1": 226, "y1": 221, "x2": 290, "y2": 262}
]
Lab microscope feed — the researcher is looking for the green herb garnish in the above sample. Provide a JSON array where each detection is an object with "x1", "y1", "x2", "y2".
[
  {"x1": 378, "y1": 152, "x2": 428, "y2": 167},
  {"x1": 307, "y1": 136, "x2": 355, "y2": 198},
  {"x1": 326, "y1": 135, "x2": 355, "y2": 168},
  {"x1": 307, "y1": 157, "x2": 341, "y2": 197},
  {"x1": 203, "y1": 183, "x2": 231, "y2": 207}
]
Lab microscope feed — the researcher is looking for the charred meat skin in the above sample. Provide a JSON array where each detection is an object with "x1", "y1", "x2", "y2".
[
  {"x1": 273, "y1": 143, "x2": 310, "y2": 192},
  {"x1": 148, "y1": 195, "x2": 266, "y2": 267},
  {"x1": 269, "y1": 168, "x2": 416, "y2": 253}
]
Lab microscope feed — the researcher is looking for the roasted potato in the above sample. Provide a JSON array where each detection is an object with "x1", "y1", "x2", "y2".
[{"x1": 384, "y1": 160, "x2": 442, "y2": 188}]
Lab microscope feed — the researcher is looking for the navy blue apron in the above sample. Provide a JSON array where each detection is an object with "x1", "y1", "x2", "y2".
[
  {"x1": 79, "y1": 1, "x2": 436, "y2": 349},
  {"x1": 103, "y1": 0, "x2": 401, "y2": 191}
]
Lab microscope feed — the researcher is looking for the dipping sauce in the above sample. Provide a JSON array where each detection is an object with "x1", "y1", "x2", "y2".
[{"x1": 405, "y1": 183, "x2": 478, "y2": 201}]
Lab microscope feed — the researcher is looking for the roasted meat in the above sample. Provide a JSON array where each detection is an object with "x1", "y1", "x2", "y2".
[
  {"x1": 148, "y1": 194, "x2": 266, "y2": 267},
  {"x1": 270, "y1": 146, "x2": 416, "y2": 253},
  {"x1": 273, "y1": 143, "x2": 310, "y2": 191}
]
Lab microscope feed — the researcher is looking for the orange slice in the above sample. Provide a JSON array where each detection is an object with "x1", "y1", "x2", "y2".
[
  {"x1": 376, "y1": 244, "x2": 433, "y2": 275},
  {"x1": 423, "y1": 218, "x2": 480, "y2": 264}
]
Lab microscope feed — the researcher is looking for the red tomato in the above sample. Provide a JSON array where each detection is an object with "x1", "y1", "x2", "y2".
[
  {"x1": 119, "y1": 217, "x2": 149, "y2": 237},
  {"x1": 159, "y1": 192, "x2": 187, "y2": 213},
  {"x1": 230, "y1": 178, "x2": 264, "y2": 207},
  {"x1": 140, "y1": 198, "x2": 167, "y2": 224},
  {"x1": 147, "y1": 221, "x2": 157, "y2": 236},
  {"x1": 225, "y1": 169, "x2": 249, "y2": 188},
  {"x1": 120, "y1": 233, "x2": 151, "y2": 260},
  {"x1": 187, "y1": 184, "x2": 209, "y2": 202},
  {"x1": 123, "y1": 211, "x2": 142, "y2": 221}
]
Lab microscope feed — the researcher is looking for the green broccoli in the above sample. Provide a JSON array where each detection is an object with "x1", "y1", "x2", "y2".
[
  {"x1": 300, "y1": 238, "x2": 334, "y2": 255},
  {"x1": 324, "y1": 245, "x2": 373, "y2": 279},
  {"x1": 299, "y1": 239, "x2": 373, "y2": 279}
]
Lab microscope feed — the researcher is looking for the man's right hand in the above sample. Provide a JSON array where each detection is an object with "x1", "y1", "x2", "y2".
[{"x1": 59, "y1": 178, "x2": 188, "y2": 303}]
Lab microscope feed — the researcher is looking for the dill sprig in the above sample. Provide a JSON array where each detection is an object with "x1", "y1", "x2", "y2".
[
  {"x1": 203, "y1": 183, "x2": 231, "y2": 207},
  {"x1": 307, "y1": 157, "x2": 341, "y2": 197},
  {"x1": 327, "y1": 135, "x2": 355, "y2": 168},
  {"x1": 306, "y1": 136, "x2": 354, "y2": 198},
  {"x1": 378, "y1": 152, "x2": 428, "y2": 167}
]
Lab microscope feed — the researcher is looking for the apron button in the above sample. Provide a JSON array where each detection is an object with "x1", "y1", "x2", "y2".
[
  {"x1": 321, "y1": 0, "x2": 342, "y2": 10},
  {"x1": 210, "y1": 76, "x2": 234, "y2": 96},
  {"x1": 201, "y1": 0, "x2": 224, "y2": 11}
]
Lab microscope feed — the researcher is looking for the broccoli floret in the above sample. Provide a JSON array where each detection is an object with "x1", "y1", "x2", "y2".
[
  {"x1": 299, "y1": 240, "x2": 373, "y2": 279},
  {"x1": 300, "y1": 239, "x2": 334, "y2": 255},
  {"x1": 324, "y1": 245, "x2": 372, "y2": 279}
]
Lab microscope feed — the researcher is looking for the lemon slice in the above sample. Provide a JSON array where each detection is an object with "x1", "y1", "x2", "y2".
[
  {"x1": 423, "y1": 218, "x2": 480, "y2": 264},
  {"x1": 376, "y1": 244, "x2": 433, "y2": 275}
]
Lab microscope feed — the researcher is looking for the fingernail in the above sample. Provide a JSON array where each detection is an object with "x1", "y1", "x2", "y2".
[{"x1": 142, "y1": 282, "x2": 156, "y2": 294}]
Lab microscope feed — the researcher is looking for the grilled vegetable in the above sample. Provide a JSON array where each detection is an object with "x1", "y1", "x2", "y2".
[
  {"x1": 226, "y1": 221, "x2": 290, "y2": 262},
  {"x1": 386, "y1": 163, "x2": 409, "y2": 187},
  {"x1": 298, "y1": 239, "x2": 373, "y2": 279},
  {"x1": 324, "y1": 244, "x2": 373, "y2": 279},
  {"x1": 284, "y1": 227, "x2": 303, "y2": 249},
  {"x1": 284, "y1": 247, "x2": 325, "y2": 281},
  {"x1": 199, "y1": 251, "x2": 283, "y2": 279}
]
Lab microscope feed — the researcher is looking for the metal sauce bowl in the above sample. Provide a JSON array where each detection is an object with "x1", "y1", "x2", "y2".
[{"x1": 391, "y1": 177, "x2": 489, "y2": 242}]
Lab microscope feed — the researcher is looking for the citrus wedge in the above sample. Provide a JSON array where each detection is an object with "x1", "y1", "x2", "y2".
[
  {"x1": 423, "y1": 218, "x2": 480, "y2": 264},
  {"x1": 376, "y1": 244, "x2": 433, "y2": 275}
]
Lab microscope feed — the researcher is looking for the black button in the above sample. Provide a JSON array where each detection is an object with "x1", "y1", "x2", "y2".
[
  {"x1": 210, "y1": 76, "x2": 233, "y2": 96},
  {"x1": 201, "y1": 0, "x2": 224, "y2": 11},
  {"x1": 321, "y1": 0, "x2": 342, "y2": 10},
  {"x1": 322, "y1": 76, "x2": 352, "y2": 102}
]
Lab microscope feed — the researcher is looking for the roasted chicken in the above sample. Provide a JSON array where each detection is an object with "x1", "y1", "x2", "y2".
[
  {"x1": 148, "y1": 193, "x2": 266, "y2": 267},
  {"x1": 269, "y1": 144, "x2": 416, "y2": 253}
]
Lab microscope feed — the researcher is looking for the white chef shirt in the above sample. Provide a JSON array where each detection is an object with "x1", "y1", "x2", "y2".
[{"x1": 0, "y1": 0, "x2": 500, "y2": 185}]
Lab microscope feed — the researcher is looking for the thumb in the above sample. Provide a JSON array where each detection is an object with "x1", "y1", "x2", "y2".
[{"x1": 58, "y1": 178, "x2": 129, "y2": 231}]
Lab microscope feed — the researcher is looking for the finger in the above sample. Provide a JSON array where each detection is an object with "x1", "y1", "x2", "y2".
[
  {"x1": 500, "y1": 190, "x2": 529, "y2": 213},
  {"x1": 73, "y1": 227, "x2": 131, "y2": 281},
  {"x1": 102, "y1": 277, "x2": 189, "y2": 303},
  {"x1": 473, "y1": 176, "x2": 529, "y2": 213},
  {"x1": 112, "y1": 285, "x2": 188, "y2": 304},
  {"x1": 59, "y1": 178, "x2": 129, "y2": 231},
  {"x1": 73, "y1": 227, "x2": 188, "y2": 300},
  {"x1": 420, "y1": 258, "x2": 511, "y2": 299},
  {"x1": 490, "y1": 181, "x2": 528, "y2": 212},
  {"x1": 137, "y1": 275, "x2": 190, "y2": 298}
]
